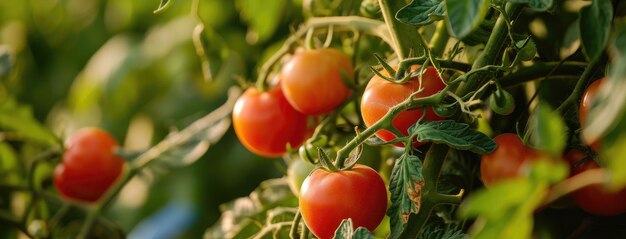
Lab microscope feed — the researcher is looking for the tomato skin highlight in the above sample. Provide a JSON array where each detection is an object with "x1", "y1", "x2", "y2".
[
  {"x1": 54, "y1": 128, "x2": 124, "y2": 203},
  {"x1": 480, "y1": 133, "x2": 543, "y2": 187},
  {"x1": 232, "y1": 87, "x2": 307, "y2": 157},
  {"x1": 565, "y1": 149, "x2": 626, "y2": 216},
  {"x1": 280, "y1": 48, "x2": 354, "y2": 115},
  {"x1": 299, "y1": 164, "x2": 387, "y2": 239},
  {"x1": 360, "y1": 66, "x2": 446, "y2": 147},
  {"x1": 579, "y1": 78, "x2": 604, "y2": 151}
]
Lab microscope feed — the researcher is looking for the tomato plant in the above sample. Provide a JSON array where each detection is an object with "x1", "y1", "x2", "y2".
[
  {"x1": 232, "y1": 86, "x2": 308, "y2": 157},
  {"x1": 299, "y1": 164, "x2": 387, "y2": 239},
  {"x1": 280, "y1": 48, "x2": 354, "y2": 115},
  {"x1": 360, "y1": 66, "x2": 446, "y2": 147},
  {"x1": 565, "y1": 149, "x2": 626, "y2": 216},
  {"x1": 54, "y1": 128, "x2": 124, "y2": 203}
]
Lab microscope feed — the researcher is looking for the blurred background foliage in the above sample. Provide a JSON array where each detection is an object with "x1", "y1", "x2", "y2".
[{"x1": 0, "y1": 0, "x2": 315, "y2": 237}]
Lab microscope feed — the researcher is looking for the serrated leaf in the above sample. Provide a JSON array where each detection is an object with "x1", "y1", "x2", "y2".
[
  {"x1": 529, "y1": 103, "x2": 566, "y2": 155},
  {"x1": 0, "y1": 99, "x2": 58, "y2": 146},
  {"x1": 506, "y1": 0, "x2": 553, "y2": 11},
  {"x1": 580, "y1": 0, "x2": 613, "y2": 61},
  {"x1": 334, "y1": 219, "x2": 354, "y2": 239},
  {"x1": 445, "y1": 0, "x2": 491, "y2": 38},
  {"x1": 396, "y1": 0, "x2": 446, "y2": 26},
  {"x1": 408, "y1": 120, "x2": 496, "y2": 154},
  {"x1": 353, "y1": 227, "x2": 375, "y2": 239},
  {"x1": 387, "y1": 154, "x2": 424, "y2": 239},
  {"x1": 153, "y1": 0, "x2": 173, "y2": 14}
]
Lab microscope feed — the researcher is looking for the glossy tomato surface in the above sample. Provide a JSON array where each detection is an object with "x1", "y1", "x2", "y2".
[
  {"x1": 480, "y1": 133, "x2": 543, "y2": 187},
  {"x1": 54, "y1": 128, "x2": 124, "y2": 203},
  {"x1": 565, "y1": 149, "x2": 626, "y2": 216},
  {"x1": 361, "y1": 66, "x2": 446, "y2": 147},
  {"x1": 579, "y1": 78, "x2": 604, "y2": 151},
  {"x1": 280, "y1": 48, "x2": 353, "y2": 115},
  {"x1": 299, "y1": 164, "x2": 387, "y2": 239},
  {"x1": 232, "y1": 87, "x2": 307, "y2": 157}
]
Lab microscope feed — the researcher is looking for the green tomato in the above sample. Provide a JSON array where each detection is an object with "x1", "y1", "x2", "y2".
[
  {"x1": 489, "y1": 89, "x2": 515, "y2": 115},
  {"x1": 434, "y1": 104, "x2": 458, "y2": 118},
  {"x1": 287, "y1": 159, "x2": 316, "y2": 196}
]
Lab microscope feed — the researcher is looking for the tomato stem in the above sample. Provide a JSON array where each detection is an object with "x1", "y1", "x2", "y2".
[
  {"x1": 429, "y1": 20, "x2": 450, "y2": 58},
  {"x1": 377, "y1": 0, "x2": 423, "y2": 60},
  {"x1": 555, "y1": 53, "x2": 607, "y2": 114}
]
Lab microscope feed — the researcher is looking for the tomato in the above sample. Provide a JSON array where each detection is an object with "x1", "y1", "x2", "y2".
[
  {"x1": 579, "y1": 78, "x2": 604, "y2": 151},
  {"x1": 287, "y1": 159, "x2": 316, "y2": 196},
  {"x1": 480, "y1": 133, "x2": 544, "y2": 187},
  {"x1": 233, "y1": 86, "x2": 307, "y2": 157},
  {"x1": 360, "y1": 66, "x2": 446, "y2": 147},
  {"x1": 280, "y1": 48, "x2": 354, "y2": 115},
  {"x1": 489, "y1": 89, "x2": 515, "y2": 115},
  {"x1": 299, "y1": 164, "x2": 387, "y2": 239},
  {"x1": 54, "y1": 128, "x2": 124, "y2": 202},
  {"x1": 565, "y1": 149, "x2": 626, "y2": 216}
]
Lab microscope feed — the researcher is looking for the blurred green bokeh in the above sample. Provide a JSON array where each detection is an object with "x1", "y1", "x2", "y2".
[{"x1": 0, "y1": 0, "x2": 306, "y2": 237}]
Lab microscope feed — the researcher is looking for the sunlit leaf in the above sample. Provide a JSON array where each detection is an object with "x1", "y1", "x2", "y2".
[
  {"x1": 409, "y1": 120, "x2": 496, "y2": 155},
  {"x1": 580, "y1": 0, "x2": 613, "y2": 61},
  {"x1": 0, "y1": 99, "x2": 58, "y2": 146},
  {"x1": 387, "y1": 154, "x2": 423, "y2": 239},
  {"x1": 445, "y1": 0, "x2": 491, "y2": 38},
  {"x1": 396, "y1": 0, "x2": 446, "y2": 26}
]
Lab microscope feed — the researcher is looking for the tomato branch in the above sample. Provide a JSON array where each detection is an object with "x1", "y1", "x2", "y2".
[
  {"x1": 540, "y1": 168, "x2": 606, "y2": 207},
  {"x1": 378, "y1": 0, "x2": 423, "y2": 60},
  {"x1": 499, "y1": 61, "x2": 587, "y2": 88},
  {"x1": 555, "y1": 54, "x2": 607, "y2": 113}
]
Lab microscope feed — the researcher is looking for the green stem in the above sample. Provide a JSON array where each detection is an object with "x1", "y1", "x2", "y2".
[
  {"x1": 499, "y1": 61, "x2": 587, "y2": 88},
  {"x1": 334, "y1": 88, "x2": 447, "y2": 166},
  {"x1": 0, "y1": 210, "x2": 31, "y2": 238},
  {"x1": 455, "y1": 3, "x2": 523, "y2": 97},
  {"x1": 430, "y1": 20, "x2": 450, "y2": 57},
  {"x1": 255, "y1": 16, "x2": 393, "y2": 90},
  {"x1": 399, "y1": 57, "x2": 472, "y2": 73},
  {"x1": 378, "y1": 0, "x2": 423, "y2": 60},
  {"x1": 555, "y1": 54, "x2": 606, "y2": 113}
]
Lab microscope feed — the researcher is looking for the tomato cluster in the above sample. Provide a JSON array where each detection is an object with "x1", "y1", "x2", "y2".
[
  {"x1": 232, "y1": 48, "x2": 353, "y2": 157},
  {"x1": 299, "y1": 164, "x2": 387, "y2": 239},
  {"x1": 54, "y1": 128, "x2": 125, "y2": 203},
  {"x1": 480, "y1": 133, "x2": 546, "y2": 187},
  {"x1": 360, "y1": 66, "x2": 447, "y2": 147}
]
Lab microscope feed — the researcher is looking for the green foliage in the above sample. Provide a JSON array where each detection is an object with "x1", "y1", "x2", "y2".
[
  {"x1": 236, "y1": 0, "x2": 288, "y2": 44},
  {"x1": 529, "y1": 103, "x2": 567, "y2": 156},
  {"x1": 396, "y1": 0, "x2": 446, "y2": 26},
  {"x1": 580, "y1": 0, "x2": 613, "y2": 61},
  {"x1": 445, "y1": 0, "x2": 491, "y2": 38},
  {"x1": 333, "y1": 219, "x2": 375, "y2": 239},
  {"x1": 387, "y1": 154, "x2": 423, "y2": 239},
  {"x1": 0, "y1": 99, "x2": 58, "y2": 146},
  {"x1": 506, "y1": 0, "x2": 552, "y2": 11},
  {"x1": 409, "y1": 120, "x2": 496, "y2": 155}
]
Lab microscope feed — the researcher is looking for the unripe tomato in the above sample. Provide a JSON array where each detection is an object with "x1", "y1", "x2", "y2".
[
  {"x1": 489, "y1": 89, "x2": 515, "y2": 115},
  {"x1": 299, "y1": 164, "x2": 387, "y2": 239},
  {"x1": 565, "y1": 149, "x2": 626, "y2": 216},
  {"x1": 287, "y1": 159, "x2": 316, "y2": 196},
  {"x1": 232, "y1": 87, "x2": 307, "y2": 157},
  {"x1": 54, "y1": 128, "x2": 124, "y2": 203},
  {"x1": 280, "y1": 48, "x2": 354, "y2": 115},
  {"x1": 360, "y1": 66, "x2": 446, "y2": 147},
  {"x1": 480, "y1": 133, "x2": 544, "y2": 187},
  {"x1": 579, "y1": 78, "x2": 604, "y2": 151}
]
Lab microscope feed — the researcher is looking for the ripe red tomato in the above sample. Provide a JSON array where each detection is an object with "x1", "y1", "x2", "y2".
[
  {"x1": 54, "y1": 128, "x2": 124, "y2": 203},
  {"x1": 480, "y1": 133, "x2": 544, "y2": 187},
  {"x1": 360, "y1": 66, "x2": 446, "y2": 147},
  {"x1": 232, "y1": 86, "x2": 307, "y2": 157},
  {"x1": 299, "y1": 164, "x2": 387, "y2": 239},
  {"x1": 565, "y1": 149, "x2": 626, "y2": 216},
  {"x1": 579, "y1": 78, "x2": 604, "y2": 151},
  {"x1": 280, "y1": 48, "x2": 354, "y2": 115}
]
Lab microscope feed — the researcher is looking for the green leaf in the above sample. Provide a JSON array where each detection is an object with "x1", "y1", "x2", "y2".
[
  {"x1": 445, "y1": 0, "x2": 491, "y2": 38},
  {"x1": 0, "y1": 47, "x2": 12, "y2": 77},
  {"x1": 203, "y1": 178, "x2": 298, "y2": 239},
  {"x1": 396, "y1": 0, "x2": 446, "y2": 26},
  {"x1": 333, "y1": 219, "x2": 375, "y2": 239},
  {"x1": 387, "y1": 154, "x2": 424, "y2": 239},
  {"x1": 458, "y1": 178, "x2": 533, "y2": 219},
  {"x1": 153, "y1": 0, "x2": 173, "y2": 14},
  {"x1": 0, "y1": 99, "x2": 58, "y2": 146},
  {"x1": 408, "y1": 120, "x2": 496, "y2": 155},
  {"x1": 506, "y1": 0, "x2": 553, "y2": 11},
  {"x1": 352, "y1": 227, "x2": 375, "y2": 239},
  {"x1": 236, "y1": 0, "x2": 287, "y2": 44},
  {"x1": 580, "y1": 0, "x2": 613, "y2": 61},
  {"x1": 529, "y1": 103, "x2": 567, "y2": 155}
]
